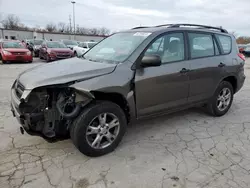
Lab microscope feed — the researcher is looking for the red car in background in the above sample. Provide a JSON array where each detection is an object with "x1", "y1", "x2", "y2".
[
  {"x1": 0, "y1": 40, "x2": 33, "y2": 64},
  {"x1": 39, "y1": 41, "x2": 74, "y2": 62}
]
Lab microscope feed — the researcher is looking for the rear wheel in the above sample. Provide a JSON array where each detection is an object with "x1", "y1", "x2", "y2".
[
  {"x1": 70, "y1": 101, "x2": 127, "y2": 157},
  {"x1": 207, "y1": 81, "x2": 234, "y2": 116}
]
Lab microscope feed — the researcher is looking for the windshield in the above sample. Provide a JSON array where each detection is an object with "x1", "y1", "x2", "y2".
[
  {"x1": 33, "y1": 40, "x2": 43, "y2": 45},
  {"x1": 88, "y1": 42, "x2": 97, "y2": 49},
  {"x1": 3, "y1": 42, "x2": 25, "y2": 49},
  {"x1": 47, "y1": 42, "x2": 67, "y2": 48},
  {"x1": 83, "y1": 32, "x2": 151, "y2": 64},
  {"x1": 62, "y1": 40, "x2": 78, "y2": 46}
]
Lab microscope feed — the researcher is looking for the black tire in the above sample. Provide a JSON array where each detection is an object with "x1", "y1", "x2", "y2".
[
  {"x1": 207, "y1": 81, "x2": 234, "y2": 116},
  {"x1": 46, "y1": 54, "x2": 51, "y2": 63},
  {"x1": 39, "y1": 53, "x2": 43, "y2": 59},
  {"x1": 27, "y1": 61, "x2": 33, "y2": 63},
  {"x1": 74, "y1": 51, "x2": 77, "y2": 57},
  {"x1": 70, "y1": 101, "x2": 127, "y2": 157},
  {"x1": 0, "y1": 54, "x2": 5, "y2": 64}
]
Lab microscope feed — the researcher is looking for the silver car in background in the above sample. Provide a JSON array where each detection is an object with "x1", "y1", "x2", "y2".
[{"x1": 73, "y1": 41, "x2": 97, "y2": 57}]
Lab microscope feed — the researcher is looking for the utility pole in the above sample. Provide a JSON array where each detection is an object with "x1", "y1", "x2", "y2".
[
  {"x1": 69, "y1": 15, "x2": 72, "y2": 33},
  {"x1": 71, "y1": 1, "x2": 76, "y2": 39}
]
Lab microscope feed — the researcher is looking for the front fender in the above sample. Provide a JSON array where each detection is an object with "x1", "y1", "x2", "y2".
[
  {"x1": 70, "y1": 64, "x2": 134, "y2": 98},
  {"x1": 69, "y1": 64, "x2": 137, "y2": 120}
]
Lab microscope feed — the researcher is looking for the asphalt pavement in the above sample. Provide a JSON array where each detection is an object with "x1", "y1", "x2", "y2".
[{"x1": 0, "y1": 58, "x2": 250, "y2": 188}]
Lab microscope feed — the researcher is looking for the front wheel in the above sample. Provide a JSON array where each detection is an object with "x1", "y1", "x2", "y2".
[
  {"x1": 74, "y1": 51, "x2": 77, "y2": 57},
  {"x1": 70, "y1": 101, "x2": 127, "y2": 157},
  {"x1": 39, "y1": 53, "x2": 43, "y2": 59},
  {"x1": 46, "y1": 54, "x2": 51, "y2": 63},
  {"x1": 207, "y1": 81, "x2": 234, "y2": 116}
]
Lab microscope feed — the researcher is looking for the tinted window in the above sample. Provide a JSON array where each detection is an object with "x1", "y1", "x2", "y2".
[
  {"x1": 188, "y1": 33, "x2": 214, "y2": 58},
  {"x1": 88, "y1": 42, "x2": 97, "y2": 48},
  {"x1": 3, "y1": 42, "x2": 25, "y2": 49},
  {"x1": 33, "y1": 40, "x2": 44, "y2": 45},
  {"x1": 215, "y1": 34, "x2": 232, "y2": 54},
  {"x1": 62, "y1": 40, "x2": 78, "y2": 45},
  {"x1": 47, "y1": 42, "x2": 67, "y2": 48},
  {"x1": 82, "y1": 43, "x2": 88, "y2": 48},
  {"x1": 145, "y1": 33, "x2": 185, "y2": 63}
]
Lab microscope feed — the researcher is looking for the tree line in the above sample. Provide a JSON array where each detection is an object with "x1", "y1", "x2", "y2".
[
  {"x1": 1, "y1": 14, "x2": 250, "y2": 43},
  {"x1": 0, "y1": 14, "x2": 111, "y2": 36}
]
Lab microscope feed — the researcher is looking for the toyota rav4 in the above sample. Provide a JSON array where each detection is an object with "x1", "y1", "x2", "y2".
[{"x1": 10, "y1": 24, "x2": 245, "y2": 157}]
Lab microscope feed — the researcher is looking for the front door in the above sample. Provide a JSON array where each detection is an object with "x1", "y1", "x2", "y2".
[{"x1": 134, "y1": 32, "x2": 190, "y2": 117}]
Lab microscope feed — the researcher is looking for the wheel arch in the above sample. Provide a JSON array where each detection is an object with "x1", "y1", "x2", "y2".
[
  {"x1": 221, "y1": 76, "x2": 237, "y2": 93},
  {"x1": 90, "y1": 91, "x2": 131, "y2": 123}
]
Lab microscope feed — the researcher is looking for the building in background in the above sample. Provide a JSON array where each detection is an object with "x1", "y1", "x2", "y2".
[{"x1": 0, "y1": 28, "x2": 105, "y2": 42}]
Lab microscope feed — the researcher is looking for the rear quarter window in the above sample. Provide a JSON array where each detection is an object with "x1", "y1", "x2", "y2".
[{"x1": 215, "y1": 34, "x2": 232, "y2": 54}]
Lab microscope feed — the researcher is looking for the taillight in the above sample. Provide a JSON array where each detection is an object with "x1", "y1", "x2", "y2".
[{"x1": 238, "y1": 53, "x2": 245, "y2": 61}]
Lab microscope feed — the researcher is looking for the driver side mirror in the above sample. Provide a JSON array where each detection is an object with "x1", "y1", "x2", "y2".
[{"x1": 141, "y1": 55, "x2": 161, "y2": 67}]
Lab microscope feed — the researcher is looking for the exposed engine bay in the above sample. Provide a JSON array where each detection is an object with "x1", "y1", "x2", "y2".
[{"x1": 17, "y1": 86, "x2": 92, "y2": 139}]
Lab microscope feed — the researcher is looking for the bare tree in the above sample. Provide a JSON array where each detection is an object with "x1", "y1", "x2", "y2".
[
  {"x1": 98, "y1": 27, "x2": 110, "y2": 36},
  {"x1": 46, "y1": 23, "x2": 57, "y2": 32},
  {"x1": 1, "y1": 14, "x2": 20, "y2": 29},
  {"x1": 64, "y1": 25, "x2": 71, "y2": 33},
  {"x1": 237, "y1": 36, "x2": 250, "y2": 44},
  {"x1": 0, "y1": 14, "x2": 112, "y2": 36},
  {"x1": 58, "y1": 22, "x2": 66, "y2": 32},
  {"x1": 78, "y1": 27, "x2": 90, "y2": 35}
]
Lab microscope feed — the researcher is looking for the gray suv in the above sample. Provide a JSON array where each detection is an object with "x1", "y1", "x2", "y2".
[{"x1": 10, "y1": 24, "x2": 246, "y2": 157}]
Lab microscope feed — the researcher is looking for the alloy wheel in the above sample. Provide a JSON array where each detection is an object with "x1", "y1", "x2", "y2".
[
  {"x1": 217, "y1": 88, "x2": 231, "y2": 111},
  {"x1": 86, "y1": 113, "x2": 120, "y2": 149}
]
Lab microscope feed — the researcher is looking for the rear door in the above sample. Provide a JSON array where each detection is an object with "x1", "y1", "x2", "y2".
[
  {"x1": 134, "y1": 32, "x2": 190, "y2": 117},
  {"x1": 187, "y1": 32, "x2": 225, "y2": 103}
]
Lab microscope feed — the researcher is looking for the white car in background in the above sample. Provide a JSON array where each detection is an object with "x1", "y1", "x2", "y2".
[{"x1": 73, "y1": 41, "x2": 97, "y2": 57}]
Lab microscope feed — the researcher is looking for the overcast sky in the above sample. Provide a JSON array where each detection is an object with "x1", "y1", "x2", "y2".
[{"x1": 0, "y1": 0, "x2": 250, "y2": 35}]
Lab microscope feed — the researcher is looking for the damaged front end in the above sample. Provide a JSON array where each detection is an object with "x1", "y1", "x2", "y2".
[{"x1": 11, "y1": 80, "x2": 93, "y2": 140}]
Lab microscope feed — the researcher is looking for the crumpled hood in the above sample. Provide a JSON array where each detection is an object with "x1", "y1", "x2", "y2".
[{"x1": 18, "y1": 58, "x2": 116, "y2": 89}]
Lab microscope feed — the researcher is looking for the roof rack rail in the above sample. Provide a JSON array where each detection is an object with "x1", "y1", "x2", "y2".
[
  {"x1": 131, "y1": 26, "x2": 150, "y2": 30},
  {"x1": 165, "y1": 24, "x2": 228, "y2": 33}
]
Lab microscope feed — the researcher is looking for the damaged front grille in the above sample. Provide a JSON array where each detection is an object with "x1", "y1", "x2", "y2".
[{"x1": 15, "y1": 81, "x2": 25, "y2": 99}]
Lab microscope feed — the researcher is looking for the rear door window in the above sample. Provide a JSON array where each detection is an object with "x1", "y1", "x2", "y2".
[
  {"x1": 215, "y1": 34, "x2": 232, "y2": 54},
  {"x1": 188, "y1": 33, "x2": 215, "y2": 59}
]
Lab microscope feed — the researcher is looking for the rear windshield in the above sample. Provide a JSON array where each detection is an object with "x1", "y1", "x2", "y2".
[
  {"x1": 62, "y1": 40, "x2": 78, "y2": 45},
  {"x1": 88, "y1": 42, "x2": 97, "y2": 48},
  {"x1": 33, "y1": 40, "x2": 44, "y2": 45},
  {"x1": 47, "y1": 42, "x2": 67, "y2": 48},
  {"x1": 2, "y1": 42, "x2": 25, "y2": 49}
]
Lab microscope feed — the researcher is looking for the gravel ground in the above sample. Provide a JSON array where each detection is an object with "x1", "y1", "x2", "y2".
[{"x1": 0, "y1": 58, "x2": 250, "y2": 188}]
